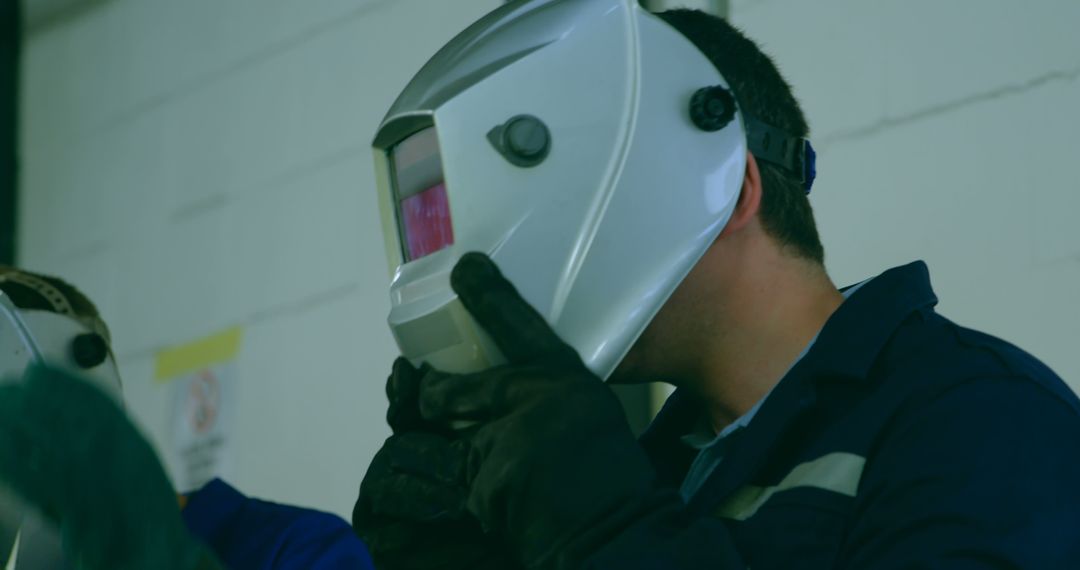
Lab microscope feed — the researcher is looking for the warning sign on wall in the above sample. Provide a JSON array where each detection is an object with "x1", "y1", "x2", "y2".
[{"x1": 155, "y1": 327, "x2": 243, "y2": 493}]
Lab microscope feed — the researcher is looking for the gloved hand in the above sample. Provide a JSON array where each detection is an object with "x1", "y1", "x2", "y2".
[
  {"x1": 354, "y1": 358, "x2": 519, "y2": 570},
  {"x1": 412, "y1": 253, "x2": 664, "y2": 569},
  {"x1": 0, "y1": 364, "x2": 222, "y2": 570}
]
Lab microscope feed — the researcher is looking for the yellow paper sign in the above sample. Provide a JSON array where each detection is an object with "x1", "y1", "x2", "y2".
[{"x1": 154, "y1": 327, "x2": 243, "y2": 382}]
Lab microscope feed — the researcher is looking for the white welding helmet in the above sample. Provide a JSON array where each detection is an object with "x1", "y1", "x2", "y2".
[
  {"x1": 0, "y1": 274, "x2": 121, "y2": 397},
  {"x1": 375, "y1": 0, "x2": 811, "y2": 378},
  {"x1": 0, "y1": 272, "x2": 122, "y2": 569}
]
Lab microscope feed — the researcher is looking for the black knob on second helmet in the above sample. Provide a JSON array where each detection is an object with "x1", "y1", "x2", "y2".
[
  {"x1": 690, "y1": 85, "x2": 737, "y2": 132},
  {"x1": 71, "y1": 333, "x2": 109, "y2": 369}
]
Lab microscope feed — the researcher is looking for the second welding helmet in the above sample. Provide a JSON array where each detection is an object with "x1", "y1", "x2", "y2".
[
  {"x1": 0, "y1": 270, "x2": 122, "y2": 568},
  {"x1": 0, "y1": 271, "x2": 121, "y2": 396},
  {"x1": 374, "y1": 0, "x2": 813, "y2": 378}
]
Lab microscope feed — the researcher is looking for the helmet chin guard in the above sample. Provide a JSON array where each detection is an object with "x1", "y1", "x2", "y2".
[{"x1": 374, "y1": 0, "x2": 747, "y2": 378}]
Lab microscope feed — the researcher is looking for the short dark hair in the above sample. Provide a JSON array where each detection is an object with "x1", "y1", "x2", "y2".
[{"x1": 656, "y1": 9, "x2": 825, "y2": 264}]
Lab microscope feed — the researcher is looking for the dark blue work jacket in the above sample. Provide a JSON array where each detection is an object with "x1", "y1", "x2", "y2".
[
  {"x1": 601, "y1": 261, "x2": 1080, "y2": 568},
  {"x1": 182, "y1": 479, "x2": 374, "y2": 570}
]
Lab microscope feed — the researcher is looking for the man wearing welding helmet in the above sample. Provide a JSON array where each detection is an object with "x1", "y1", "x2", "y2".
[{"x1": 354, "y1": 1, "x2": 1080, "y2": 568}]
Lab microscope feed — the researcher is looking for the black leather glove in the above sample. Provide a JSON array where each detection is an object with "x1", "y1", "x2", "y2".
[
  {"x1": 354, "y1": 358, "x2": 519, "y2": 570},
  {"x1": 412, "y1": 253, "x2": 663, "y2": 569}
]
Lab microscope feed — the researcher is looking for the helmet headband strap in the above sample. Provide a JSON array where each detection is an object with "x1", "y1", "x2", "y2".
[{"x1": 744, "y1": 115, "x2": 816, "y2": 194}]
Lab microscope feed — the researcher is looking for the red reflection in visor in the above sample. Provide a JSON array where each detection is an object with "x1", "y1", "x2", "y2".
[{"x1": 402, "y1": 183, "x2": 454, "y2": 260}]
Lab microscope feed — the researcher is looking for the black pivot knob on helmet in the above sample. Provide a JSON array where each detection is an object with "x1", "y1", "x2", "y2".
[
  {"x1": 690, "y1": 86, "x2": 736, "y2": 132},
  {"x1": 71, "y1": 333, "x2": 109, "y2": 369},
  {"x1": 488, "y1": 115, "x2": 552, "y2": 168}
]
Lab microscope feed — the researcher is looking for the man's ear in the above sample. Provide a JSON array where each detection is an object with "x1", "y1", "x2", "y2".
[{"x1": 718, "y1": 152, "x2": 763, "y2": 239}]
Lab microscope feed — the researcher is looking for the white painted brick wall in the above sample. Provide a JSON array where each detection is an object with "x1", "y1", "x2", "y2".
[
  {"x1": 731, "y1": 0, "x2": 1080, "y2": 388},
  {"x1": 20, "y1": 0, "x2": 499, "y2": 517}
]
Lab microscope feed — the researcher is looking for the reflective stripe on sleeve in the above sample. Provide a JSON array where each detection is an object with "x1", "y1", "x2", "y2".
[{"x1": 716, "y1": 452, "x2": 866, "y2": 521}]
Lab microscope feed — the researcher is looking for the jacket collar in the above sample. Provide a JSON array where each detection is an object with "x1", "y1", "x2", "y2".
[
  {"x1": 640, "y1": 261, "x2": 939, "y2": 504},
  {"x1": 800, "y1": 260, "x2": 938, "y2": 382}
]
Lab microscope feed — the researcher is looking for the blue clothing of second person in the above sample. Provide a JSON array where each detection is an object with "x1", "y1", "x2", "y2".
[{"x1": 182, "y1": 479, "x2": 373, "y2": 570}]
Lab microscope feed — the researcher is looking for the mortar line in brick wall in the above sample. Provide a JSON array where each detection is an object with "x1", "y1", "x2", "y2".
[
  {"x1": 114, "y1": 281, "x2": 365, "y2": 363},
  {"x1": 83, "y1": 0, "x2": 399, "y2": 139},
  {"x1": 819, "y1": 64, "x2": 1080, "y2": 149},
  {"x1": 730, "y1": 0, "x2": 777, "y2": 16},
  {"x1": 165, "y1": 140, "x2": 370, "y2": 225},
  {"x1": 40, "y1": 139, "x2": 370, "y2": 264},
  {"x1": 229, "y1": 141, "x2": 371, "y2": 205}
]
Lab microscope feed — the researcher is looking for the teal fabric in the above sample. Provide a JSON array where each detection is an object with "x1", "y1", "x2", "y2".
[{"x1": 0, "y1": 364, "x2": 221, "y2": 570}]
